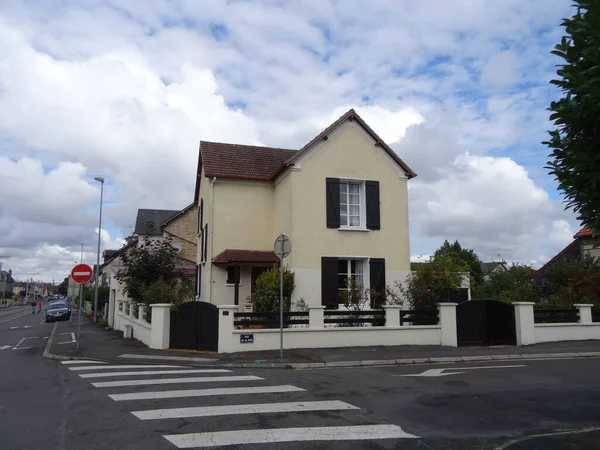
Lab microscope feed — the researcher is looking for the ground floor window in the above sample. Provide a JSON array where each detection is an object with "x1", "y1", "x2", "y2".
[{"x1": 338, "y1": 259, "x2": 365, "y2": 293}]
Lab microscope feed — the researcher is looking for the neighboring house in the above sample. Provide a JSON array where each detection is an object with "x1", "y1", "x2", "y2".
[
  {"x1": 529, "y1": 227, "x2": 600, "y2": 285},
  {"x1": 194, "y1": 109, "x2": 416, "y2": 309},
  {"x1": 102, "y1": 206, "x2": 198, "y2": 326},
  {"x1": 12, "y1": 281, "x2": 26, "y2": 296},
  {"x1": 480, "y1": 261, "x2": 508, "y2": 280},
  {"x1": 0, "y1": 270, "x2": 14, "y2": 296}
]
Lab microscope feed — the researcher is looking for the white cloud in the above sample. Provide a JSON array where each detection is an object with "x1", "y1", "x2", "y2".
[{"x1": 480, "y1": 51, "x2": 520, "y2": 88}]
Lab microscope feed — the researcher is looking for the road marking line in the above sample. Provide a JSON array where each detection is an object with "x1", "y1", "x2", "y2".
[
  {"x1": 0, "y1": 345, "x2": 11, "y2": 350},
  {"x1": 399, "y1": 364, "x2": 526, "y2": 377},
  {"x1": 61, "y1": 360, "x2": 106, "y2": 365},
  {"x1": 69, "y1": 364, "x2": 184, "y2": 371},
  {"x1": 79, "y1": 369, "x2": 230, "y2": 378},
  {"x1": 133, "y1": 400, "x2": 358, "y2": 420},
  {"x1": 163, "y1": 425, "x2": 419, "y2": 448},
  {"x1": 92, "y1": 375, "x2": 263, "y2": 388},
  {"x1": 109, "y1": 385, "x2": 305, "y2": 401},
  {"x1": 118, "y1": 353, "x2": 217, "y2": 362}
]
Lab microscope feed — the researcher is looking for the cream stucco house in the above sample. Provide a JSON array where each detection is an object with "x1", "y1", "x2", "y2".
[{"x1": 194, "y1": 109, "x2": 416, "y2": 309}]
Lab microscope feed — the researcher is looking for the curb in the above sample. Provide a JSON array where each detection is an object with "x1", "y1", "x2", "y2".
[{"x1": 43, "y1": 323, "x2": 78, "y2": 361}]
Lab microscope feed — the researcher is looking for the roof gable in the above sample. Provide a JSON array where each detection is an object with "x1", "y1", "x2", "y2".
[
  {"x1": 193, "y1": 109, "x2": 416, "y2": 201},
  {"x1": 134, "y1": 209, "x2": 179, "y2": 236}
]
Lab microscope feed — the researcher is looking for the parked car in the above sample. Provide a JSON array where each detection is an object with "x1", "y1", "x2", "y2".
[{"x1": 46, "y1": 302, "x2": 71, "y2": 322}]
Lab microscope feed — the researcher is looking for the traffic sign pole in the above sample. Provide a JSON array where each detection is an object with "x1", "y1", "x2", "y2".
[
  {"x1": 273, "y1": 235, "x2": 291, "y2": 362},
  {"x1": 70, "y1": 264, "x2": 93, "y2": 351}
]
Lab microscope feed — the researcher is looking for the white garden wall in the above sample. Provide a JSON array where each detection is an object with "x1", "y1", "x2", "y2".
[{"x1": 535, "y1": 323, "x2": 600, "y2": 343}]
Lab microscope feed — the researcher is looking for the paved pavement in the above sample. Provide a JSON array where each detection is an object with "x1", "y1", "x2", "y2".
[
  {"x1": 3, "y1": 308, "x2": 600, "y2": 449},
  {"x1": 47, "y1": 315, "x2": 600, "y2": 369}
]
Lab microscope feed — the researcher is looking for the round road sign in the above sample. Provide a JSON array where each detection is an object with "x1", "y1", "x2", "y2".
[
  {"x1": 71, "y1": 263, "x2": 94, "y2": 284},
  {"x1": 274, "y1": 234, "x2": 291, "y2": 258}
]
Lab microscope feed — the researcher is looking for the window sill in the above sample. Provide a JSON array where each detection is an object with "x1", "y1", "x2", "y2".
[{"x1": 338, "y1": 227, "x2": 369, "y2": 232}]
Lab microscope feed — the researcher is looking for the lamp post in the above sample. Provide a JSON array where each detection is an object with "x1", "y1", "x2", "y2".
[{"x1": 93, "y1": 177, "x2": 104, "y2": 322}]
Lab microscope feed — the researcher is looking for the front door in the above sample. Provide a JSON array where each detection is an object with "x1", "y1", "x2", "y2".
[{"x1": 251, "y1": 267, "x2": 268, "y2": 293}]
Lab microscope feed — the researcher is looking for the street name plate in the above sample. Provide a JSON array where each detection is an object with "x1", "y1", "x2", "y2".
[{"x1": 240, "y1": 334, "x2": 254, "y2": 344}]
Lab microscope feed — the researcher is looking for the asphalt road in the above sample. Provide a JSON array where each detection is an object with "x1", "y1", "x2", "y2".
[{"x1": 1, "y1": 310, "x2": 600, "y2": 449}]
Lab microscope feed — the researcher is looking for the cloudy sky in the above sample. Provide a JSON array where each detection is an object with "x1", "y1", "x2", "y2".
[{"x1": 0, "y1": 0, "x2": 580, "y2": 283}]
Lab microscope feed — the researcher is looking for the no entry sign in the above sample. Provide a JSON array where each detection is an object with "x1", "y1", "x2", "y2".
[{"x1": 71, "y1": 264, "x2": 94, "y2": 284}]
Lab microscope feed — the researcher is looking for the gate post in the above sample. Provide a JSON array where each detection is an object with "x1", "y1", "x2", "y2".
[
  {"x1": 383, "y1": 305, "x2": 401, "y2": 327},
  {"x1": 308, "y1": 306, "x2": 325, "y2": 328},
  {"x1": 437, "y1": 302, "x2": 458, "y2": 347},
  {"x1": 150, "y1": 303, "x2": 171, "y2": 349},
  {"x1": 218, "y1": 305, "x2": 239, "y2": 353},
  {"x1": 513, "y1": 302, "x2": 535, "y2": 345},
  {"x1": 574, "y1": 304, "x2": 593, "y2": 324}
]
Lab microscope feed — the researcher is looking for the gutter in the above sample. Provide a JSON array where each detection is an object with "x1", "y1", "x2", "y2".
[{"x1": 208, "y1": 177, "x2": 216, "y2": 303}]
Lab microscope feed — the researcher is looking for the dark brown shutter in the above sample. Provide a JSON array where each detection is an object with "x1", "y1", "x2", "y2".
[
  {"x1": 326, "y1": 178, "x2": 340, "y2": 228},
  {"x1": 321, "y1": 257, "x2": 339, "y2": 306},
  {"x1": 198, "y1": 199, "x2": 203, "y2": 235},
  {"x1": 203, "y1": 224, "x2": 208, "y2": 261},
  {"x1": 369, "y1": 258, "x2": 386, "y2": 308},
  {"x1": 366, "y1": 180, "x2": 380, "y2": 230}
]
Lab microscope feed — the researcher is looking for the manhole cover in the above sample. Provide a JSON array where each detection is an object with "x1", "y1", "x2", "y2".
[{"x1": 444, "y1": 380, "x2": 469, "y2": 387}]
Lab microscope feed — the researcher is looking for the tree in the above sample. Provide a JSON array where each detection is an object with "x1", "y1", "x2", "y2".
[
  {"x1": 397, "y1": 255, "x2": 470, "y2": 309},
  {"x1": 247, "y1": 265, "x2": 295, "y2": 312},
  {"x1": 82, "y1": 286, "x2": 110, "y2": 312},
  {"x1": 473, "y1": 264, "x2": 537, "y2": 303},
  {"x1": 544, "y1": 1, "x2": 600, "y2": 232},
  {"x1": 116, "y1": 236, "x2": 193, "y2": 306},
  {"x1": 57, "y1": 277, "x2": 69, "y2": 296},
  {"x1": 541, "y1": 254, "x2": 600, "y2": 305},
  {"x1": 434, "y1": 240, "x2": 483, "y2": 285}
]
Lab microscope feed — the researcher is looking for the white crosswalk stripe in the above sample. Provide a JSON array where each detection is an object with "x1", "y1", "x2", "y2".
[
  {"x1": 69, "y1": 364, "x2": 183, "y2": 371},
  {"x1": 132, "y1": 400, "x2": 358, "y2": 420},
  {"x1": 164, "y1": 425, "x2": 418, "y2": 448},
  {"x1": 79, "y1": 369, "x2": 230, "y2": 378},
  {"x1": 60, "y1": 360, "x2": 106, "y2": 365},
  {"x1": 108, "y1": 385, "x2": 305, "y2": 401},
  {"x1": 92, "y1": 375, "x2": 263, "y2": 388},
  {"x1": 67, "y1": 361, "x2": 420, "y2": 447}
]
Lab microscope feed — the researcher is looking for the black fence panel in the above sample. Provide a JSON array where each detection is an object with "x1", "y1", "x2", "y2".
[
  {"x1": 534, "y1": 308, "x2": 578, "y2": 324},
  {"x1": 170, "y1": 302, "x2": 219, "y2": 351},
  {"x1": 456, "y1": 300, "x2": 516, "y2": 347}
]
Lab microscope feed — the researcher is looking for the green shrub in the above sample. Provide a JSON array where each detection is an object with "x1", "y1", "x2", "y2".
[{"x1": 248, "y1": 265, "x2": 295, "y2": 312}]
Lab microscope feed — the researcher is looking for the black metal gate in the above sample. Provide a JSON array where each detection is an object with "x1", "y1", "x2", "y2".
[
  {"x1": 170, "y1": 301, "x2": 219, "y2": 351},
  {"x1": 456, "y1": 300, "x2": 516, "y2": 347}
]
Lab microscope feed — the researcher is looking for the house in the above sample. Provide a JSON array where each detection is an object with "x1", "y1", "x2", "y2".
[
  {"x1": 529, "y1": 227, "x2": 600, "y2": 285},
  {"x1": 194, "y1": 109, "x2": 417, "y2": 309},
  {"x1": 480, "y1": 261, "x2": 508, "y2": 280},
  {"x1": 103, "y1": 206, "x2": 198, "y2": 326},
  {"x1": 0, "y1": 269, "x2": 14, "y2": 297}
]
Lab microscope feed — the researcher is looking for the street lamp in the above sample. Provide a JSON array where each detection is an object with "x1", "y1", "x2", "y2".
[{"x1": 93, "y1": 177, "x2": 104, "y2": 322}]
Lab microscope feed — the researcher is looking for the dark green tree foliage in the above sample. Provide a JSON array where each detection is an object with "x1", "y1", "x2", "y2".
[
  {"x1": 473, "y1": 264, "x2": 537, "y2": 303},
  {"x1": 82, "y1": 286, "x2": 110, "y2": 311},
  {"x1": 545, "y1": 1, "x2": 600, "y2": 231},
  {"x1": 542, "y1": 254, "x2": 600, "y2": 305},
  {"x1": 116, "y1": 236, "x2": 191, "y2": 305},
  {"x1": 434, "y1": 240, "x2": 483, "y2": 285},
  {"x1": 57, "y1": 277, "x2": 69, "y2": 295},
  {"x1": 248, "y1": 265, "x2": 295, "y2": 312}
]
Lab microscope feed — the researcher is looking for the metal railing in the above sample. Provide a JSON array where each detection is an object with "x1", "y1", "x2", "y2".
[
  {"x1": 400, "y1": 309, "x2": 439, "y2": 326},
  {"x1": 233, "y1": 311, "x2": 309, "y2": 329},
  {"x1": 324, "y1": 309, "x2": 385, "y2": 327},
  {"x1": 534, "y1": 307, "x2": 579, "y2": 324}
]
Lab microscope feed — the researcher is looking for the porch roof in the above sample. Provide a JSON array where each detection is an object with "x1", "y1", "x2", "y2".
[{"x1": 213, "y1": 249, "x2": 279, "y2": 266}]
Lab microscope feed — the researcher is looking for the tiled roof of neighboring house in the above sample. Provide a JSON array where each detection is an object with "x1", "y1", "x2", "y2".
[
  {"x1": 213, "y1": 249, "x2": 279, "y2": 265},
  {"x1": 194, "y1": 109, "x2": 417, "y2": 202},
  {"x1": 200, "y1": 141, "x2": 297, "y2": 182},
  {"x1": 574, "y1": 227, "x2": 593, "y2": 238},
  {"x1": 528, "y1": 240, "x2": 579, "y2": 279},
  {"x1": 480, "y1": 262, "x2": 507, "y2": 275},
  {"x1": 160, "y1": 203, "x2": 196, "y2": 227},
  {"x1": 134, "y1": 209, "x2": 179, "y2": 235}
]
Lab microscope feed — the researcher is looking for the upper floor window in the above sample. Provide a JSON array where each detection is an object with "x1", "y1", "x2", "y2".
[
  {"x1": 340, "y1": 182, "x2": 362, "y2": 227},
  {"x1": 326, "y1": 178, "x2": 380, "y2": 230}
]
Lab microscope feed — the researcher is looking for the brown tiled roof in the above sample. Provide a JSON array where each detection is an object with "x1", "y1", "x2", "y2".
[
  {"x1": 193, "y1": 109, "x2": 417, "y2": 201},
  {"x1": 528, "y1": 240, "x2": 578, "y2": 279},
  {"x1": 201, "y1": 141, "x2": 297, "y2": 182},
  {"x1": 213, "y1": 249, "x2": 279, "y2": 265},
  {"x1": 574, "y1": 227, "x2": 593, "y2": 238}
]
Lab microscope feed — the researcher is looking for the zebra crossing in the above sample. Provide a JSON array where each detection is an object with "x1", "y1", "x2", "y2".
[{"x1": 62, "y1": 359, "x2": 418, "y2": 448}]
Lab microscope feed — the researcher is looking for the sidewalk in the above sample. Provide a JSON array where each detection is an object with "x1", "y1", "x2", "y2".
[{"x1": 45, "y1": 316, "x2": 600, "y2": 369}]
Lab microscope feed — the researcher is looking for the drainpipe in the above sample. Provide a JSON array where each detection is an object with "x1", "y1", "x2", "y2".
[{"x1": 208, "y1": 177, "x2": 216, "y2": 304}]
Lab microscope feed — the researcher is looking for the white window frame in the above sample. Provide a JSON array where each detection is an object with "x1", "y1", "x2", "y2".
[
  {"x1": 337, "y1": 258, "x2": 370, "y2": 302},
  {"x1": 339, "y1": 179, "x2": 367, "y2": 230}
]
